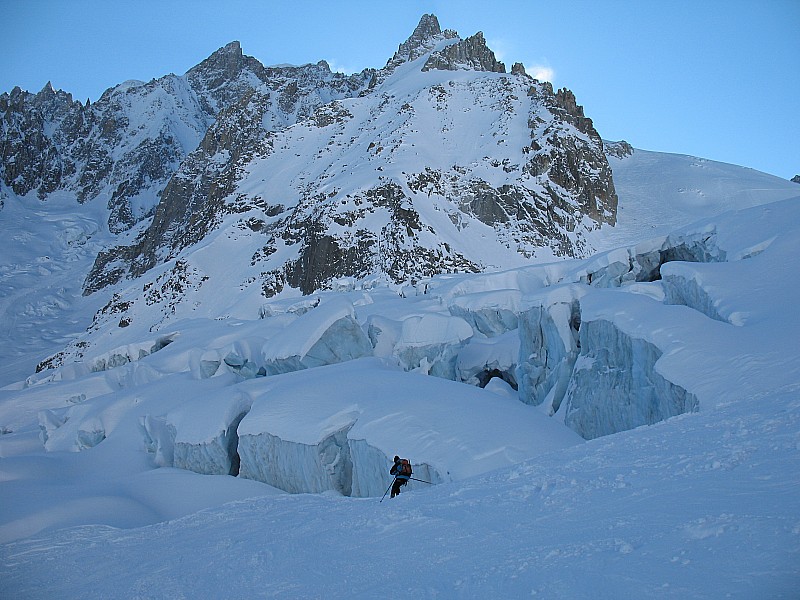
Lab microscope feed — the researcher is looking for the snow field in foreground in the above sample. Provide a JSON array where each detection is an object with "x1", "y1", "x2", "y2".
[{"x1": 2, "y1": 382, "x2": 798, "y2": 599}]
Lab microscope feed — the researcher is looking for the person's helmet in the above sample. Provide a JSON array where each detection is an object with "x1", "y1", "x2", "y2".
[{"x1": 394, "y1": 455, "x2": 400, "y2": 461}]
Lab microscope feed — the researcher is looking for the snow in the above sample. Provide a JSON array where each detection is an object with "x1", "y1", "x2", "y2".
[
  {"x1": 2, "y1": 383, "x2": 798, "y2": 598},
  {"x1": 260, "y1": 296, "x2": 372, "y2": 374},
  {"x1": 594, "y1": 147, "x2": 799, "y2": 251},
  {"x1": 234, "y1": 357, "x2": 577, "y2": 497},
  {"x1": 2, "y1": 32, "x2": 800, "y2": 599},
  {"x1": 1, "y1": 188, "x2": 799, "y2": 595},
  {"x1": 0, "y1": 192, "x2": 114, "y2": 385}
]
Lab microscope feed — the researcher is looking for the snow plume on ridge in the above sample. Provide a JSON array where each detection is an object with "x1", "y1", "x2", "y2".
[{"x1": 529, "y1": 63, "x2": 555, "y2": 82}]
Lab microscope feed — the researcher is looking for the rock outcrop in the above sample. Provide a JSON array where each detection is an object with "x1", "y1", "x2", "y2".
[
  {"x1": 9, "y1": 15, "x2": 621, "y2": 376},
  {"x1": 422, "y1": 31, "x2": 506, "y2": 73},
  {"x1": 0, "y1": 42, "x2": 267, "y2": 234}
]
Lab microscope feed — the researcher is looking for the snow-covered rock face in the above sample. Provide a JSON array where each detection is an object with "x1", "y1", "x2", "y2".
[
  {"x1": 74, "y1": 13, "x2": 616, "y2": 322},
  {"x1": 0, "y1": 42, "x2": 266, "y2": 234}
]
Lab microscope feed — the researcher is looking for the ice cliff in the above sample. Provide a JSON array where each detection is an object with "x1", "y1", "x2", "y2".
[
  {"x1": 138, "y1": 359, "x2": 581, "y2": 497},
  {"x1": 24, "y1": 198, "x2": 800, "y2": 498}
]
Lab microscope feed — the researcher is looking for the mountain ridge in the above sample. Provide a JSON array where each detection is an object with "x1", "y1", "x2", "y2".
[
  {"x1": 77, "y1": 15, "x2": 618, "y2": 308},
  {"x1": 1, "y1": 14, "x2": 798, "y2": 383}
]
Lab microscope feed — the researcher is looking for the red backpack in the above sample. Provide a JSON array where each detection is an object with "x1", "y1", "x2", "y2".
[{"x1": 399, "y1": 458, "x2": 412, "y2": 477}]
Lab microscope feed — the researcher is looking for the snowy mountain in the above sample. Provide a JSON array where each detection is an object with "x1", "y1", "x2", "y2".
[
  {"x1": 83, "y1": 15, "x2": 616, "y2": 307},
  {"x1": 0, "y1": 42, "x2": 265, "y2": 233},
  {"x1": 1, "y1": 13, "x2": 799, "y2": 598}
]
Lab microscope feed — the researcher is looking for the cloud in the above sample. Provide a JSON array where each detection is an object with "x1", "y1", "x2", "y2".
[
  {"x1": 487, "y1": 36, "x2": 555, "y2": 82},
  {"x1": 325, "y1": 58, "x2": 358, "y2": 75},
  {"x1": 528, "y1": 64, "x2": 555, "y2": 82},
  {"x1": 487, "y1": 38, "x2": 510, "y2": 62}
]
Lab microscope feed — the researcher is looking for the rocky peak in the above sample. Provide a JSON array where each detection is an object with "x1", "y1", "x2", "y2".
[
  {"x1": 28, "y1": 81, "x2": 77, "y2": 113},
  {"x1": 541, "y1": 86, "x2": 594, "y2": 136},
  {"x1": 185, "y1": 41, "x2": 266, "y2": 112},
  {"x1": 0, "y1": 81, "x2": 86, "y2": 199},
  {"x1": 421, "y1": 31, "x2": 506, "y2": 73},
  {"x1": 193, "y1": 41, "x2": 245, "y2": 74},
  {"x1": 39, "y1": 81, "x2": 56, "y2": 97},
  {"x1": 791, "y1": 175, "x2": 800, "y2": 184},
  {"x1": 4, "y1": 15, "x2": 619, "y2": 304},
  {"x1": 605, "y1": 140, "x2": 634, "y2": 159},
  {"x1": 409, "y1": 13, "x2": 442, "y2": 42},
  {"x1": 385, "y1": 14, "x2": 457, "y2": 71}
]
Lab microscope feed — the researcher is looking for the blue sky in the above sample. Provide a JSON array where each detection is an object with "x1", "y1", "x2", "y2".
[{"x1": 2, "y1": 0, "x2": 798, "y2": 179}]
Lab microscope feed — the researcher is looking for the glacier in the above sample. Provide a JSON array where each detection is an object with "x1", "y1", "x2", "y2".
[
  {"x1": 234, "y1": 358, "x2": 580, "y2": 497},
  {"x1": 2, "y1": 149, "x2": 799, "y2": 600},
  {"x1": 18, "y1": 197, "x2": 799, "y2": 505},
  {"x1": 1, "y1": 12, "x2": 799, "y2": 597}
]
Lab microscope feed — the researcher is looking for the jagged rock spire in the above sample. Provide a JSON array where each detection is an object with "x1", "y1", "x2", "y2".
[
  {"x1": 385, "y1": 15, "x2": 506, "y2": 75},
  {"x1": 422, "y1": 31, "x2": 505, "y2": 73},
  {"x1": 405, "y1": 14, "x2": 442, "y2": 48},
  {"x1": 185, "y1": 40, "x2": 266, "y2": 113},
  {"x1": 385, "y1": 14, "x2": 456, "y2": 70},
  {"x1": 187, "y1": 40, "x2": 246, "y2": 84}
]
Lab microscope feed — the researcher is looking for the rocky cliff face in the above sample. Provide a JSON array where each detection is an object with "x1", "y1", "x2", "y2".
[
  {"x1": 422, "y1": 31, "x2": 506, "y2": 73},
  {"x1": 79, "y1": 14, "x2": 617, "y2": 305},
  {"x1": 0, "y1": 42, "x2": 265, "y2": 233},
  {"x1": 1, "y1": 83, "x2": 84, "y2": 201},
  {"x1": 3, "y1": 15, "x2": 618, "y2": 352},
  {"x1": 83, "y1": 60, "x2": 376, "y2": 293}
]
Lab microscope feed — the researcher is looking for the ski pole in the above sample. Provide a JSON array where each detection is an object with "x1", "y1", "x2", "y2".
[
  {"x1": 380, "y1": 478, "x2": 397, "y2": 503},
  {"x1": 409, "y1": 477, "x2": 432, "y2": 484}
]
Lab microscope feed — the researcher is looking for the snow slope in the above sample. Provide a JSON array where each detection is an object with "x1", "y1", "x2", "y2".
[
  {"x1": 0, "y1": 191, "x2": 115, "y2": 386},
  {"x1": 593, "y1": 146, "x2": 799, "y2": 251},
  {"x1": 1, "y1": 380, "x2": 797, "y2": 599},
  {"x1": 1, "y1": 191, "x2": 799, "y2": 597}
]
